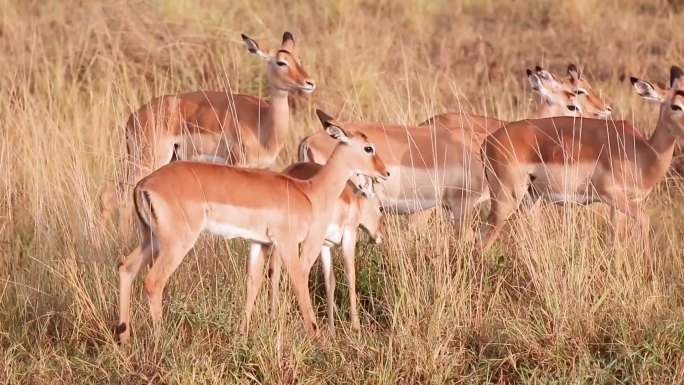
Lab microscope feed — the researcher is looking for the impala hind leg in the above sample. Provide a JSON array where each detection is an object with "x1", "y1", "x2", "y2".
[
  {"x1": 116, "y1": 236, "x2": 155, "y2": 344},
  {"x1": 407, "y1": 209, "x2": 433, "y2": 230},
  {"x1": 143, "y1": 238, "x2": 196, "y2": 341},
  {"x1": 444, "y1": 192, "x2": 482, "y2": 245},
  {"x1": 609, "y1": 206, "x2": 627, "y2": 255},
  {"x1": 240, "y1": 243, "x2": 268, "y2": 334},
  {"x1": 117, "y1": 136, "x2": 176, "y2": 239},
  {"x1": 96, "y1": 182, "x2": 120, "y2": 248},
  {"x1": 476, "y1": 178, "x2": 528, "y2": 253}
]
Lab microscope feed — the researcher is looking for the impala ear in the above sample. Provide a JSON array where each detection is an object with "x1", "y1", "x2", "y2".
[
  {"x1": 670, "y1": 65, "x2": 683, "y2": 89},
  {"x1": 242, "y1": 33, "x2": 270, "y2": 60},
  {"x1": 528, "y1": 70, "x2": 554, "y2": 101},
  {"x1": 630, "y1": 77, "x2": 665, "y2": 102},
  {"x1": 281, "y1": 31, "x2": 295, "y2": 51},
  {"x1": 316, "y1": 109, "x2": 350, "y2": 143},
  {"x1": 568, "y1": 64, "x2": 581, "y2": 81},
  {"x1": 535, "y1": 65, "x2": 555, "y2": 82}
]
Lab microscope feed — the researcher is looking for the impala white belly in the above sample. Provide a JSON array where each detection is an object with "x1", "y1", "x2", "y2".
[
  {"x1": 204, "y1": 220, "x2": 270, "y2": 244},
  {"x1": 324, "y1": 224, "x2": 344, "y2": 246},
  {"x1": 541, "y1": 192, "x2": 600, "y2": 205},
  {"x1": 378, "y1": 198, "x2": 439, "y2": 215},
  {"x1": 529, "y1": 162, "x2": 601, "y2": 205}
]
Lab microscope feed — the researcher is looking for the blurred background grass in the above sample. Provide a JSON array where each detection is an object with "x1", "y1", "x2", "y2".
[{"x1": 1, "y1": 0, "x2": 683, "y2": 383}]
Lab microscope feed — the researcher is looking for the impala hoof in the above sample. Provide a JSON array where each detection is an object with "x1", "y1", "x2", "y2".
[{"x1": 114, "y1": 322, "x2": 128, "y2": 344}]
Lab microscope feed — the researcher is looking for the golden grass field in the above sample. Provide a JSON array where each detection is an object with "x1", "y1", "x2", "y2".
[{"x1": 1, "y1": 0, "x2": 684, "y2": 383}]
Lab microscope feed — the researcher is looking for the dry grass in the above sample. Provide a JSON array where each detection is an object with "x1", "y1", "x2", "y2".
[{"x1": 1, "y1": 0, "x2": 684, "y2": 383}]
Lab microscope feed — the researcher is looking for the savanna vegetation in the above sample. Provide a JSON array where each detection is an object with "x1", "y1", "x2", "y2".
[{"x1": 1, "y1": 0, "x2": 683, "y2": 383}]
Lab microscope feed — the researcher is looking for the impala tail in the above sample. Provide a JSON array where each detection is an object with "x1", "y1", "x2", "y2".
[{"x1": 132, "y1": 187, "x2": 155, "y2": 235}]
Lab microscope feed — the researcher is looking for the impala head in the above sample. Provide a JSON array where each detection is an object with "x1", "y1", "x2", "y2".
[
  {"x1": 315, "y1": 109, "x2": 390, "y2": 186},
  {"x1": 528, "y1": 67, "x2": 583, "y2": 116},
  {"x1": 358, "y1": 194, "x2": 384, "y2": 244},
  {"x1": 563, "y1": 64, "x2": 612, "y2": 118},
  {"x1": 530, "y1": 64, "x2": 612, "y2": 118},
  {"x1": 631, "y1": 65, "x2": 684, "y2": 136},
  {"x1": 242, "y1": 32, "x2": 316, "y2": 94}
]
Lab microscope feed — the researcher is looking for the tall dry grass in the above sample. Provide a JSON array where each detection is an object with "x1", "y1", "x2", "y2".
[{"x1": 1, "y1": 0, "x2": 683, "y2": 383}]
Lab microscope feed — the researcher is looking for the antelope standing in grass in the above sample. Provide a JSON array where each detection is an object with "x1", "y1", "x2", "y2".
[
  {"x1": 115, "y1": 109, "x2": 389, "y2": 343},
  {"x1": 99, "y1": 31, "x2": 315, "y2": 242},
  {"x1": 255, "y1": 161, "x2": 383, "y2": 332},
  {"x1": 476, "y1": 65, "x2": 684, "y2": 265}
]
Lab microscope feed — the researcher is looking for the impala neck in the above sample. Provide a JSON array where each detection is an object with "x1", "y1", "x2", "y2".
[
  {"x1": 644, "y1": 108, "x2": 679, "y2": 175},
  {"x1": 263, "y1": 87, "x2": 291, "y2": 155},
  {"x1": 305, "y1": 143, "x2": 355, "y2": 209}
]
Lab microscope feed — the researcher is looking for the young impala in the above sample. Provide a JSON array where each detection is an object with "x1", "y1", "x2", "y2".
[
  {"x1": 476, "y1": 65, "x2": 684, "y2": 265},
  {"x1": 297, "y1": 66, "x2": 613, "y2": 237},
  {"x1": 115, "y1": 109, "x2": 389, "y2": 344},
  {"x1": 251, "y1": 162, "x2": 383, "y2": 332},
  {"x1": 99, "y1": 31, "x2": 315, "y2": 241}
]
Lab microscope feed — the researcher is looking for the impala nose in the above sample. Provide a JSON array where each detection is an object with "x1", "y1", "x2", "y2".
[{"x1": 302, "y1": 80, "x2": 316, "y2": 92}]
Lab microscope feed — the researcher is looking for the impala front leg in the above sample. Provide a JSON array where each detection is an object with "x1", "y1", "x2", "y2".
[
  {"x1": 609, "y1": 206, "x2": 626, "y2": 255},
  {"x1": 341, "y1": 228, "x2": 361, "y2": 330},
  {"x1": 265, "y1": 244, "x2": 282, "y2": 315},
  {"x1": 319, "y1": 246, "x2": 336, "y2": 331},
  {"x1": 240, "y1": 243, "x2": 267, "y2": 334},
  {"x1": 278, "y1": 241, "x2": 319, "y2": 335}
]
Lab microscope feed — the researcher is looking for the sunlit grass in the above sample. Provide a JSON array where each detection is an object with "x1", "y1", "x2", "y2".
[{"x1": 0, "y1": 0, "x2": 683, "y2": 383}]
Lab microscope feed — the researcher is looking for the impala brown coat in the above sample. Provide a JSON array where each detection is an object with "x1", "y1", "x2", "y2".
[
  {"x1": 476, "y1": 66, "x2": 684, "y2": 263},
  {"x1": 99, "y1": 32, "x2": 315, "y2": 242}
]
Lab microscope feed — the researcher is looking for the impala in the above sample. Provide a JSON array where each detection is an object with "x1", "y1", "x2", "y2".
[
  {"x1": 251, "y1": 162, "x2": 383, "y2": 332},
  {"x1": 476, "y1": 65, "x2": 684, "y2": 264},
  {"x1": 115, "y1": 109, "x2": 389, "y2": 343},
  {"x1": 99, "y1": 31, "x2": 315, "y2": 241}
]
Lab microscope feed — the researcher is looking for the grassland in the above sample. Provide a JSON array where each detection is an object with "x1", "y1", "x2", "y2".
[{"x1": 1, "y1": 0, "x2": 684, "y2": 383}]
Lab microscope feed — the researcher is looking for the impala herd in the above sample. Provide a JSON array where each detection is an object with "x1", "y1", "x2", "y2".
[{"x1": 105, "y1": 32, "x2": 684, "y2": 344}]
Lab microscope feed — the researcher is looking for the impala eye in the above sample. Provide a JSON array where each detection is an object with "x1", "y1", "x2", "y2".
[
  {"x1": 364, "y1": 146, "x2": 374, "y2": 154},
  {"x1": 276, "y1": 60, "x2": 288, "y2": 67},
  {"x1": 671, "y1": 104, "x2": 683, "y2": 111},
  {"x1": 574, "y1": 89, "x2": 587, "y2": 95},
  {"x1": 567, "y1": 105, "x2": 578, "y2": 112}
]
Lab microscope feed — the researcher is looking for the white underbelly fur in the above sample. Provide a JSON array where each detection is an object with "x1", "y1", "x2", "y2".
[
  {"x1": 378, "y1": 198, "x2": 439, "y2": 215},
  {"x1": 324, "y1": 224, "x2": 343, "y2": 246},
  {"x1": 204, "y1": 220, "x2": 270, "y2": 244}
]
